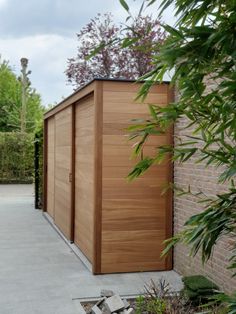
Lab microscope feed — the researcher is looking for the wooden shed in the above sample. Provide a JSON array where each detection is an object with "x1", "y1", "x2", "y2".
[{"x1": 43, "y1": 78, "x2": 173, "y2": 274}]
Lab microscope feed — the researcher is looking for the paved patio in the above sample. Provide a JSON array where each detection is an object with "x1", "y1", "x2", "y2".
[{"x1": 0, "y1": 184, "x2": 182, "y2": 314}]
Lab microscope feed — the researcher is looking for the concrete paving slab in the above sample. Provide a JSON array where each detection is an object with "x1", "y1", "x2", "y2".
[{"x1": 0, "y1": 184, "x2": 183, "y2": 314}]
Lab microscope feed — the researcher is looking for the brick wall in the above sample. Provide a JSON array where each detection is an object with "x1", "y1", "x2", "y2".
[{"x1": 173, "y1": 117, "x2": 236, "y2": 293}]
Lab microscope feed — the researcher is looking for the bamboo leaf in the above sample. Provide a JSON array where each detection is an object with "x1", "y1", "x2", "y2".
[{"x1": 119, "y1": 0, "x2": 129, "y2": 12}]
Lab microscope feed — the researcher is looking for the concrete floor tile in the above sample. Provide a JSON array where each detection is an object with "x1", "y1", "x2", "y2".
[{"x1": 0, "y1": 184, "x2": 182, "y2": 312}]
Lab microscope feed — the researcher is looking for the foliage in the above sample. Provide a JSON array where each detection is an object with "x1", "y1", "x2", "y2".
[
  {"x1": 135, "y1": 279, "x2": 196, "y2": 313},
  {"x1": 212, "y1": 293, "x2": 236, "y2": 314},
  {"x1": 117, "y1": 0, "x2": 236, "y2": 279},
  {"x1": 0, "y1": 132, "x2": 34, "y2": 183},
  {"x1": 134, "y1": 279, "x2": 227, "y2": 313},
  {"x1": 122, "y1": 14, "x2": 166, "y2": 77},
  {"x1": 34, "y1": 126, "x2": 44, "y2": 208},
  {"x1": 65, "y1": 13, "x2": 166, "y2": 88},
  {"x1": 0, "y1": 58, "x2": 44, "y2": 133},
  {"x1": 182, "y1": 275, "x2": 219, "y2": 305}
]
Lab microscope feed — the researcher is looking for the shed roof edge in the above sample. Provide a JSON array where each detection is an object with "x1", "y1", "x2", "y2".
[{"x1": 44, "y1": 77, "x2": 171, "y2": 118}]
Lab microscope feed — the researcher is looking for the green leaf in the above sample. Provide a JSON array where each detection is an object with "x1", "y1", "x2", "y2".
[
  {"x1": 148, "y1": 105, "x2": 158, "y2": 121},
  {"x1": 119, "y1": 0, "x2": 129, "y2": 12},
  {"x1": 122, "y1": 37, "x2": 139, "y2": 48},
  {"x1": 163, "y1": 24, "x2": 185, "y2": 39},
  {"x1": 116, "y1": 0, "x2": 236, "y2": 293},
  {"x1": 86, "y1": 42, "x2": 105, "y2": 60},
  {"x1": 147, "y1": 0, "x2": 156, "y2": 7},
  {"x1": 138, "y1": 1, "x2": 145, "y2": 16}
]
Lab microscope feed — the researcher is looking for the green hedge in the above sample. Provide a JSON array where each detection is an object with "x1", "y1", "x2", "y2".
[
  {"x1": 35, "y1": 128, "x2": 43, "y2": 207},
  {"x1": 0, "y1": 132, "x2": 34, "y2": 183}
]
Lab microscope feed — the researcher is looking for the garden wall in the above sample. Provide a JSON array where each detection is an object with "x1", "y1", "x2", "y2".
[{"x1": 174, "y1": 116, "x2": 236, "y2": 293}]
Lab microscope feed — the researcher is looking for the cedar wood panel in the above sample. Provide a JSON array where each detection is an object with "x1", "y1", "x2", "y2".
[
  {"x1": 46, "y1": 117, "x2": 55, "y2": 218},
  {"x1": 74, "y1": 94, "x2": 95, "y2": 262},
  {"x1": 44, "y1": 79, "x2": 173, "y2": 274},
  {"x1": 54, "y1": 106, "x2": 73, "y2": 240},
  {"x1": 100, "y1": 81, "x2": 172, "y2": 273}
]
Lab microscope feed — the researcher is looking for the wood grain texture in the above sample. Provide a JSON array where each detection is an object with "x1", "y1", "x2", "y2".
[
  {"x1": 44, "y1": 79, "x2": 173, "y2": 274},
  {"x1": 70, "y1": 103, "x2": 76, "y2": 242},
  {"x1": 43, "y1": 119, "x2": 48, "y2": 212},
  {"x1": 101, "y1": 81, "x2": 172, "y2": 273},
  {"x1": 74, "y1": 95, "x2": 95, "y2": 262},
  {"x1": 93, "y1": 81, "x2": 103, "y2": 273},
  {"x1": 44, "y1": 83, "x2": 95, "y2": 119},
  {"x1": 46, "y1": 117, "x2": 55, "y2": 218},
  {"x1": 165, "y1": 85, "x2": 175, "y2": 270},
  {"x1": 54, "y1": 106, "x2": 72, "y2": 240}
]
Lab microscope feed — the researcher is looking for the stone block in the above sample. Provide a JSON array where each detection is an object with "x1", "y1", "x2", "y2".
[
  {"x1": 104, "y1": 295, "x2": 125, "y2": 313},
  {"x1": 91, "y1": 305, "x2": 103, "y2": 314},
  {"x1": 122, "y1": 299, "x2": 130, "y2": 309}
]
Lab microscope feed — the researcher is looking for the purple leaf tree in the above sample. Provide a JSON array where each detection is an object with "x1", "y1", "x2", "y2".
[{"x1": 66, "y1": 13, "x2": 166, "y2": 89}]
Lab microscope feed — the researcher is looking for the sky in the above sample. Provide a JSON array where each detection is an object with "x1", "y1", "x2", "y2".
[{"x1": 0, "y1": 0, "x2": 175, "y2": 107}]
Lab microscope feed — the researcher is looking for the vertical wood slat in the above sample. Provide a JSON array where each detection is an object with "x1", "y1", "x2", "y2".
[
  {"x1": 70, "y1": 103, "x2": 76, "y2": 242},
  {"x1": 93, "y1": 81, "x2": 103, "y2": 274},
  {"x1": 43, "y1": 119, "x2": 48, "y2": 212},
  {"x1": 74, "y1": 94, "x2": 95, "y2": 262},
  {"x1": 54, "y1": 106, "x2": 72, "y2": 240},
  {"x1": 46, "y1": 117, "x2": 55, "y2": 218},
  {"x1": 165, "y1": 85, "x2": 175, "y2": 270}
]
